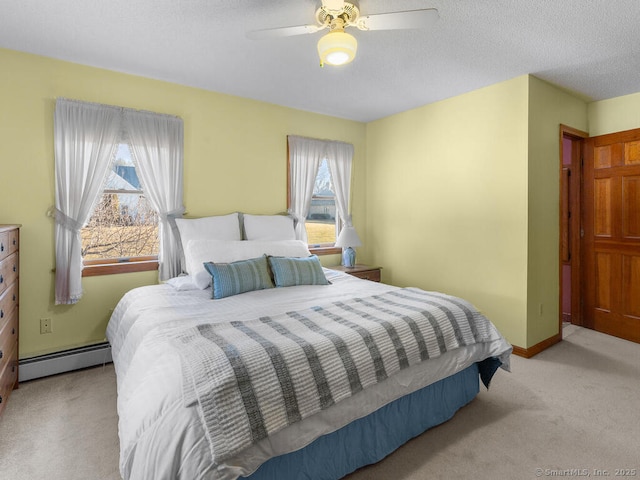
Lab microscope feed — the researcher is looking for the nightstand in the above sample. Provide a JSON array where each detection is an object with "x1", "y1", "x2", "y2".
[{"x1": 328, "y1": 264, "x2": 381, "y2": 282}]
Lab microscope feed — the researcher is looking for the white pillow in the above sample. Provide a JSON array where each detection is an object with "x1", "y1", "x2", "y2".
[
  {"x1": 243, "y1": 214, "x2": 296, "y2": 241},
  {"x1": 175, "y1": 213, "x2": 241, "y2": 248},
  {"x1": 185, "y1": 239, "x2": 311, "y2": 289},
  {"x1": 165, "y1": 275, "x2": 199, "y2": 291}
]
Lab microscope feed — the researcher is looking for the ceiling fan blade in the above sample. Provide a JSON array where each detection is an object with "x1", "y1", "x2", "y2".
[
  {"x1": 357, "y1": 8, "x2": 439, "y2": 31},
  {"x1": 246, "y1": 24, "x2": 322, "y2": 40}
]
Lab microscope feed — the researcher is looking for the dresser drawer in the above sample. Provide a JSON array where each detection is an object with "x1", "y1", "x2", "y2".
[
  {"x1": 0, "y1": 344, "x2": 18, "y2": 416},
  {"x1": 0, "y1": 252, "x2": 19, "y2": 298},
  {"x1": 0, "y1": 229, "x2": 19, "y2": 263},
  {"x1": 0, "y1": 307, "x2": 18, "y2": 373},
  {"x1": 0, "y1": 282, "x2": 18, "y2": 323}
]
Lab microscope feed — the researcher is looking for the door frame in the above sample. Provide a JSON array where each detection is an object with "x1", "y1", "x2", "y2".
[{"x1": 559, "y1": 125, "x2": 588, "y2": 337}]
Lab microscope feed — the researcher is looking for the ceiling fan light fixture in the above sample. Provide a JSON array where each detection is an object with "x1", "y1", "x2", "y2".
[{"x1": 317, "y1": 29, "x2": 357, "y2": 66}]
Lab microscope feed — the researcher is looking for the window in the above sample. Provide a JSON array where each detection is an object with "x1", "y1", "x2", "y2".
[
  {"x1": 306, "y1": 159, "x2": 338, "y2": 248},
  {"x1": 81, "y1": 143, "x2": 159, "y2": 276},
  {"x1": 287, "y1": 135, "x2": 354, "y2": 256},
  {"x1": 53, "y1": 98, "x2": 184, "y2": 303}
]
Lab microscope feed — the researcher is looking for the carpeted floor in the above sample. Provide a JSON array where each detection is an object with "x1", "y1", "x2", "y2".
[{"x1": 1, "y1": 325, "x2": 638, "y2": 480}]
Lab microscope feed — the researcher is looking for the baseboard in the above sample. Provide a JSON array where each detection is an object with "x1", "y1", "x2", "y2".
[
  {"x1": 511, "y1": 333, "x2": 562, "y2": 358},
  {"x1": 19, "y1": 342, "x2": 112, "y2": 382}
]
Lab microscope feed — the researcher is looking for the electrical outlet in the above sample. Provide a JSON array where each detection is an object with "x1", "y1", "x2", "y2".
[{"x1": 40, "y1": 318, "x2": 52, "y2": 334}]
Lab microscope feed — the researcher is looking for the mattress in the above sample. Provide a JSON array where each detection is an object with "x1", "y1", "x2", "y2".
[{"x1": 106, "y1": 269, "x2": 511, "y2": 480}]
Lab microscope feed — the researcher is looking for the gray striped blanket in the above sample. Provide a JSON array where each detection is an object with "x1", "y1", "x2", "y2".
[{"x1": 172, "y1": 288, "x2": 495, "y2": 463}]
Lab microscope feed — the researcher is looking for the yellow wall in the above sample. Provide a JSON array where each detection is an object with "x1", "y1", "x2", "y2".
[
  {"x1": 366, "y1": 76, "x2": 531, "y2": 346},
  {"x1": 0, "y1": 48, "x2": 366, "y2": 358},
  {"x1": 588, "y1": 91, "x2": 640, "y2": 136},
  {"x1": 366, "y1": 75, "x2": 592, "y2": 349},
  {"x1": 526, "y1": 77, "x2": 587, "y2": 346}
]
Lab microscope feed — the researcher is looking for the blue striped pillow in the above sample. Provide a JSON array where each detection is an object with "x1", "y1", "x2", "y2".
[
  {"x1": 267, "y1": 255, "x2": 330, "y2": 287},
  {"x1": 204, "y1": 255, "x2": 274, "y2": 299}
]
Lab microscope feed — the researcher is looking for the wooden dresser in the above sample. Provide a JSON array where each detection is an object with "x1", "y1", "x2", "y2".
[{"x1": 0, "y1": 225, "x2": 20, "y2": 416}]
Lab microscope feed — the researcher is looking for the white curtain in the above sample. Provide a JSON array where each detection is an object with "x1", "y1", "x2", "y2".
[
  {"x1": 326, "y1": 141, "x2": 354, "y2": 232},
  {"x1": 53, "y1": 99, "x2": 121, "y2": 304},
  {"x1": 125, "y1": 110, "x2": 185, "y2": 280},
  {"x1": 287, "y1": 136, "x2": 326, "y2": 242}
]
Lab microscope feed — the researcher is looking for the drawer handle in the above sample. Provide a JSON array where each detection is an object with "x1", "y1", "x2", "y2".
[
  {"x1": 13, "y1": 265, "x2": 16, "y2": 272},
  {"x1": 1, "y1": 243, "x2": 4, "y2": 252},
  {"x1": 0, "y1": 395, "x2": 3, "y2": 404},
  {"x1": 0, "y1": 310, "x2": 3, "y2": 319},
  {"x1": 12, "y1": 328, "x2": 16, "y2": 335},
  {"x1": 0, "y1": 350, "x2": 3, "y2": 359},
  {"x1": 12, "y1": 238, "x2": 16, "y2": 246},
  {"x1": 0, "y1": 275, "x2": 3, "y2": 284}
]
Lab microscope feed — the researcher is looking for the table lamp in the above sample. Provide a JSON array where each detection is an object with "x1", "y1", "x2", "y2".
[{"x1": 335, "y1": 225, "x2": 362, "y2": 268}]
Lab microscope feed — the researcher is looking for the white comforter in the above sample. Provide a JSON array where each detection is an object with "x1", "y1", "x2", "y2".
[{"x1": 107, "y1": 270, "x2": 511, "y2": 480}]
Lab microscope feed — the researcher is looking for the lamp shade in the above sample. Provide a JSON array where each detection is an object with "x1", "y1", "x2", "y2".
[
  {"x1": 317, "y1": 29, "x2": 357, "y2": 66},
  {"x1": 335, "y1": 225, "x2": 362, "y2": 248}
]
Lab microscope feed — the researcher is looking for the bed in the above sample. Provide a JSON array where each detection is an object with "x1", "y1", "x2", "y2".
[{"x1": 106, "y1": 214, "x2": 511, "y2": 480}]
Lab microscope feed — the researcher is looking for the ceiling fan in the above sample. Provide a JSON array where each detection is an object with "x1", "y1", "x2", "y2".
[{"x1": 246, "y1": 0, "x2": 439, "y2": 67}]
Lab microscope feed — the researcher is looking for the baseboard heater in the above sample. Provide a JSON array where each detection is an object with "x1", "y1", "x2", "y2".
[{"x1": 19, "y1": 342, "x2": 112, "y2": 382}]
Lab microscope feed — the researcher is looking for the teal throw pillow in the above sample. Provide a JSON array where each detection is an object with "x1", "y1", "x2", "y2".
[
  {"x1": 204, "y1": 255, "x2": 274, "y2": 299},
  {"x1": 267, "y1": 255, "x2": 330, "y2": 287}
]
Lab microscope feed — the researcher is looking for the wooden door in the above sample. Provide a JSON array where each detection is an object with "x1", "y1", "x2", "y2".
[{"x1": 583, "y1": 128, "x2": 640, "y2": 343}]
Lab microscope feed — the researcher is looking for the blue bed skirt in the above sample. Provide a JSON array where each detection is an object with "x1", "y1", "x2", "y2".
[{"x1": 245, "y1": 362, "x2": 481, "y2": 480}]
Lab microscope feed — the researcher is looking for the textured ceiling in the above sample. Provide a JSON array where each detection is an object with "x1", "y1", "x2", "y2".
[{"x1": 1, "y1": 0, "x2": 639, "y2": 122}]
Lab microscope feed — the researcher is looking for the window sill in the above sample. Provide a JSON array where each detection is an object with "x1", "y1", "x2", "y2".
[
  {"x1": 82, "y1": 258, "x2": 158, "y2": 277},
  {"x1": 309, "y1": 246, "x2": 341, "y2": 256}
]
